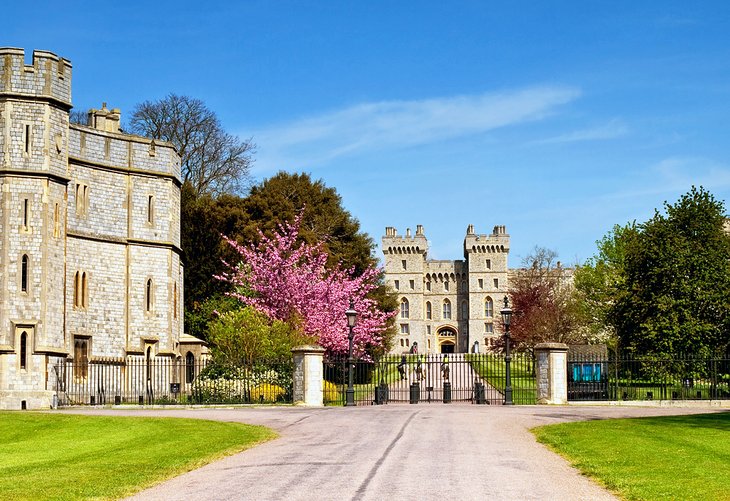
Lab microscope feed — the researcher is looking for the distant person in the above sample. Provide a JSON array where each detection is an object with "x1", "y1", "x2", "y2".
[
  {"x1": 410, "y1": 342, "x2": 418, "y2": 354},
  {"x1": 397, "y1": 355, "x2": 407, "y2": 380},
  {"x1": 415, "y1": 356, "x2": 423, "y2": 381},
  {"x1": 472, "y1": 341, "x2": 479, "y2": 353},
  {"x1": 441, "y1": 355, "x2": 449, "y2": 381}
]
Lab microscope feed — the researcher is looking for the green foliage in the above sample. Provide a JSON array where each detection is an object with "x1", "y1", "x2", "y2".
[
  {"x1": 250, "y1": 383, "x2": 287, "y2": 402},
  {"x1": 239, "y1": 172, "x2": 376, "y2": 276},
  {"x1": 322, "y1": 380, "x2": 342, "y2": 404},
  {"x1": 185, "y1": 294, "x2": 242, "y2": 342},
  {"x1": 613, "y1": 187, "x2": 730, "y2": 357},
  {"x1": 0, "y1": 412, "x2": 275, "y2": 500},
  {"x1": 207, "y1": 306, "x2": 314, "y2": 364},
  {"x1": 573, "y1": 223, "x2": 637, "y2": 344},
  {"x1": 533, "y1": 412, "x2": 730, "y2": 501}
]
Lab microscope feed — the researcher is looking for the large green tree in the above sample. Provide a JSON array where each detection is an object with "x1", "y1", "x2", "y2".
[{"x1": 612, "y1": 187, "x2": 730, "y2": 356}]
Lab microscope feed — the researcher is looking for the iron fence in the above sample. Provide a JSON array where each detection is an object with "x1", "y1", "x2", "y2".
[
  {"x1": 323, "y1": 353, "x2": 537, "y2": 405},
  {"x1": 53, "y1": 357, "x2": 294, "y2": 406},
  {"x1": 568, "y1": 352, "x2": 730, "y2": 401}
]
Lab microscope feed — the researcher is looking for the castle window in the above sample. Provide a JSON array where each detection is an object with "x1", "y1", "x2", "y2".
[
  {"x1": 185, "y1": 351, "x2": 195, "y2": 384},
  {"x1": 400, "y1": 339, "x2": 404, "y2": 347},
  {"x1": 478, "y1": 279, "x2": 483, "y2": 289},
  {"x1": 75, "y1": 183, "x2": 89, "y2": 216},
  {"x1": 74, "y1": 271, "x2": 80, "y2": 307},
  {"x1": 400, "y1": 298, "x2": 410, "y2": 318},
  {"x1": 24, "y1": 125, "x2": 31, "y2": 154},
  {"x1": 426, "y1": 281, "x2": 431, "y2": 291},
  {"x1": 443, "y1": 299, "x2": 451, "y2": 319},
  {"x1": 485, "y1": 297, "x2": 494, "y2": 318},
  {"x1": 409, "y1": 280, "x2": 415, "y2": 290},
  {"x1": 494, "y1": 278, "x2": 499, "y2": 288},
  {"x1": 147, "y1": 195, "x2": 155, "y2": 224},
  {"x1": 401, "y1": 260, "x2": 407, "y2": 270},
  {"x1": 485, "y1": 322, "x2": 494, "y2": 333},
  {"x1": 81, "y1": 272, "x2": 88, "y2": 308},
  {"x1": 405, "y1": 338, "x2": 410, "y2": 347},
  {"x1": 461, "y1": 301, "x2": 468, "y2": 319},
  {"x1": 394, "y1": 280, "x2": 400, "y2": 290},
  {"x1": 145, "y1": 279, "x2": 154, "y2": 312},
  {"x1": 427, "y1": 325, "x2": 431, "y2": 335},
  {"x1": 444, "y1": 281, "x2": 449, "y2": 292},
  {"x1": 426, "y1": 301, "x2": 432, "y2": 320},
  {"x1": 74, "y1": 337, "x2": 89, "y2": 379},
  {"x1": 20, "y1": 331, "x2": 28, "y2": 370},
  {"x1": 54, "y1": 203, "x2": 60, "y2": 237},
  {"x1": 486, "y1": 259, "x2": 492, "y2": 269},
  {"x1": 461, "y1": 281, "x2": 467, "y2": 292},
  {"x1": 22, "y1": 198, "x2": 29, "y2": 229},
  {"x1": 173, "y1": 282, "x2": 178, "y2": 320},
  {"x1": 400, "y1": 324, "x2": 409, "y2": 334},
  {"x1": 21, "y1": 255, "x2": 29, "y2": 293}
]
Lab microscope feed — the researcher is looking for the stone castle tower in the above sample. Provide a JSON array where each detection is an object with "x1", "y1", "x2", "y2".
[
  {"x1": 0, "y1": 48, "x2": 184, "y2": 409},
  {"x1": 382, "y1": 224, "x2": 509, "y2": 353}
]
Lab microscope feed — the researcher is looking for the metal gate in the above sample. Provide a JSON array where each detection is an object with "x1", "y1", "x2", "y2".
[{"x1": 323, "y1": 353, "x2": 537, "y2": 405}]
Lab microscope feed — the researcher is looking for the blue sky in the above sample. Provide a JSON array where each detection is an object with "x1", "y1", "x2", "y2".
[{"x1": 6, "y1": 1, "x2": 730, "y2": 265}]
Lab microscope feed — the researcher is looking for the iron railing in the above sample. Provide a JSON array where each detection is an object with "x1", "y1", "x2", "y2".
[
  {"x1": 323, "y1": 353, "x2": 537, "y2": 405},
  {"x1": 568, "y1": 352, "x2": 730, "y2": 401},
  {"x1": 53, "y1": 357, "x2": 294, "y2": 406}
]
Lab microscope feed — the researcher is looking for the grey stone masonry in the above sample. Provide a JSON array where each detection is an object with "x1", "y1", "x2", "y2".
[
  {"x1": 383, "y1": 224, "x2": 509, "y2": 354},
  {"x1": 535, "y1": 343, "x2": 569, "y2": 404},
  {"x1": 0, "y1": 48, "x2": 183, "y2": 410}
]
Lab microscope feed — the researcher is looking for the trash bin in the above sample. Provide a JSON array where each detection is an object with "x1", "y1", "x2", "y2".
[
  {"x1": 443, "y1": 382, "x2": 452, "y2": 403},
  {"x1": 375, "y1": 381, "x2": 389, "y2": 405},
  {"x1": 410, "y1": 382, "x2": 420, "y2": 404},
  {"x1": 474, "y1": 382, "x2": 486, "y2": 404}
]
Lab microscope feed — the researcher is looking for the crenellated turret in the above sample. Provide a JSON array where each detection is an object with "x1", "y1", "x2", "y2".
[{"x1": 0, "y1": 48, "x2": 72, "y2": 108}]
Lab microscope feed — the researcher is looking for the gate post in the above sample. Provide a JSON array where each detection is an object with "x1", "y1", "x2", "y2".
[
  {"x1": 535, "y1": 343, "x2": 568, "y2": 404},
  {"x1": 291, "y1": 345, "x2": 326, "y2": 407}
]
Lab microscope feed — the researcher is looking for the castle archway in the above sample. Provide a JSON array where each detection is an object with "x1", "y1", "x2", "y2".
[{"x1": 437, "y1": 327, "x2": 456, "y2": 353}]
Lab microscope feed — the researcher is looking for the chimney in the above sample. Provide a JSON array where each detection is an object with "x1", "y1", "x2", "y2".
[{"x1": 88, "y1": 102, "x2": 122, "y2": 133}]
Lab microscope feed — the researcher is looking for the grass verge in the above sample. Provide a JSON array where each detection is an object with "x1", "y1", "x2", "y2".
[
  {"x1": 0, "y1": 411, "x2": 276, "y2": 500},
  {"x1": 532, "y1": 411, "x2": 730, "y2": 501}
]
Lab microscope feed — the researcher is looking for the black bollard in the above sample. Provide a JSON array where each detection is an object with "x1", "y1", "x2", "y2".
[
  {"x1": 443, "y1": 382, "x2": 452, "y2": 403},
  {"x1": 410, "y1": 382, "x2": 420, "y2": 404}
]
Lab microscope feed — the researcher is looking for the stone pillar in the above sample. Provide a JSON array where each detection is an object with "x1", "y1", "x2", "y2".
[
  {"x1": 535, "y1": 342, "x2": 569, "y2": 404},
  {"x1": 291, "y1": 345, "x2": 326, "y2": 407}
]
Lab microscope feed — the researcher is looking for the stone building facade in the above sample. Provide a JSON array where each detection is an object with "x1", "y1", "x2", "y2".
[
  {"x1": 0, "y1": 48, "x2": 184, "y2": 409},
  {"x1": 382, "y1": 224, "x2": 509, "y2": 354}
]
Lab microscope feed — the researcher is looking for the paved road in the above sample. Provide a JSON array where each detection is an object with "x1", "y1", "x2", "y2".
[{"x1": 64, "y1": 404, "x2": 725, "y2": 501}]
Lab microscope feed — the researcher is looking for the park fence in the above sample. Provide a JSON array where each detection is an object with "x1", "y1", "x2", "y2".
[
  {"x1": 53, "y1": 357, "x2": 294, "y2": 406},
  {"x1": 568, "y1": 351, "x2": 730, "y2": 402}
]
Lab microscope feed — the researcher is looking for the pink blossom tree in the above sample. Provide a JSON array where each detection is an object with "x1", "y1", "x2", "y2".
[{"x1": 217, "y1": 217, "x2": 393, "y2": 357}]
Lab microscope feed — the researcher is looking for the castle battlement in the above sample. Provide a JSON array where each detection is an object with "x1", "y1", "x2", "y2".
[
  {"x1": 0, "y1": 48, "x2": 72, "y2": 108},
  {"x1": 382, "y1": 224, "x2": 428, "y2": 255},
  {"x1": 464, "y1": 224, "x2": 510, "y2": 255}
]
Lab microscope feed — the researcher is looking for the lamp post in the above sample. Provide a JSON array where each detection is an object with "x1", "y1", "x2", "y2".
[
  {"x1": 501, "y1": 296, "x2": 513, "y2": 405},
  {"x1": 345, "y1": 299, "x2": 358, "y2": 407}
]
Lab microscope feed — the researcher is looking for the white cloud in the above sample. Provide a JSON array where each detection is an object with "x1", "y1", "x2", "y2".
[
  {"x1": 532, "y1": 118, "x2": 628, "y2": 145},
  {"x1": 248, "y1": 86, "x2": 581, "y2": 174}
]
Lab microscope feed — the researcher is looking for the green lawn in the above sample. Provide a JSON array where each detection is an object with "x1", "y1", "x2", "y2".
[
  {"x1": 466, "y1": 354, "x2": 537, "y2": 404},
  {"x1": 532, "y1": 412, "x2": 730, "y2": 501},
  {"x1": 0, "y1": 412, "x2": 276, "y2": 500}
]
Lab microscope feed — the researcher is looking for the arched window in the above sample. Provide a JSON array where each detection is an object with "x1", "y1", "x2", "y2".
[
  {"x1": 485, "y1": 297, "x2": 494, "y2": 318},
  {"x1": 81, "y1": 272, "x2": 88, "y2": 308},
  {"x1": 400, "y1": 298, "x2": 409, "y2": 318},
  {"x1": 461, "y1": 301, "x2": 468, "y2": 319},
  {"x1": 20, "y1": 331, "x2": 28, "y2": 370},
  {"x1": 443, "y1": 299, "x2": 451, "y2": 320},
  {"x1": 426, "y1": 301, "x2": 432, "y2": 320},
  {"x1": 21, "y1": 255, "x2": 29, "y2": 293},
  {"x1": 145, "y1": 279, "x2": 153, "y2": 312},
  {"x1": 73, "y1": 271, "x2": 80, "y2": 307},
  {"x1": 185, "y1": 351, "x2": 195, "y2": 384}
]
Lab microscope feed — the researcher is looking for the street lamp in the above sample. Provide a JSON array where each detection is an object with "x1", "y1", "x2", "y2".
[
  {"x1": 345, "y1": 299, "x2": 358, "y2": 407},
  {"x1": 501, "y1": 296, "x2": 513, "y2": 406}
]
